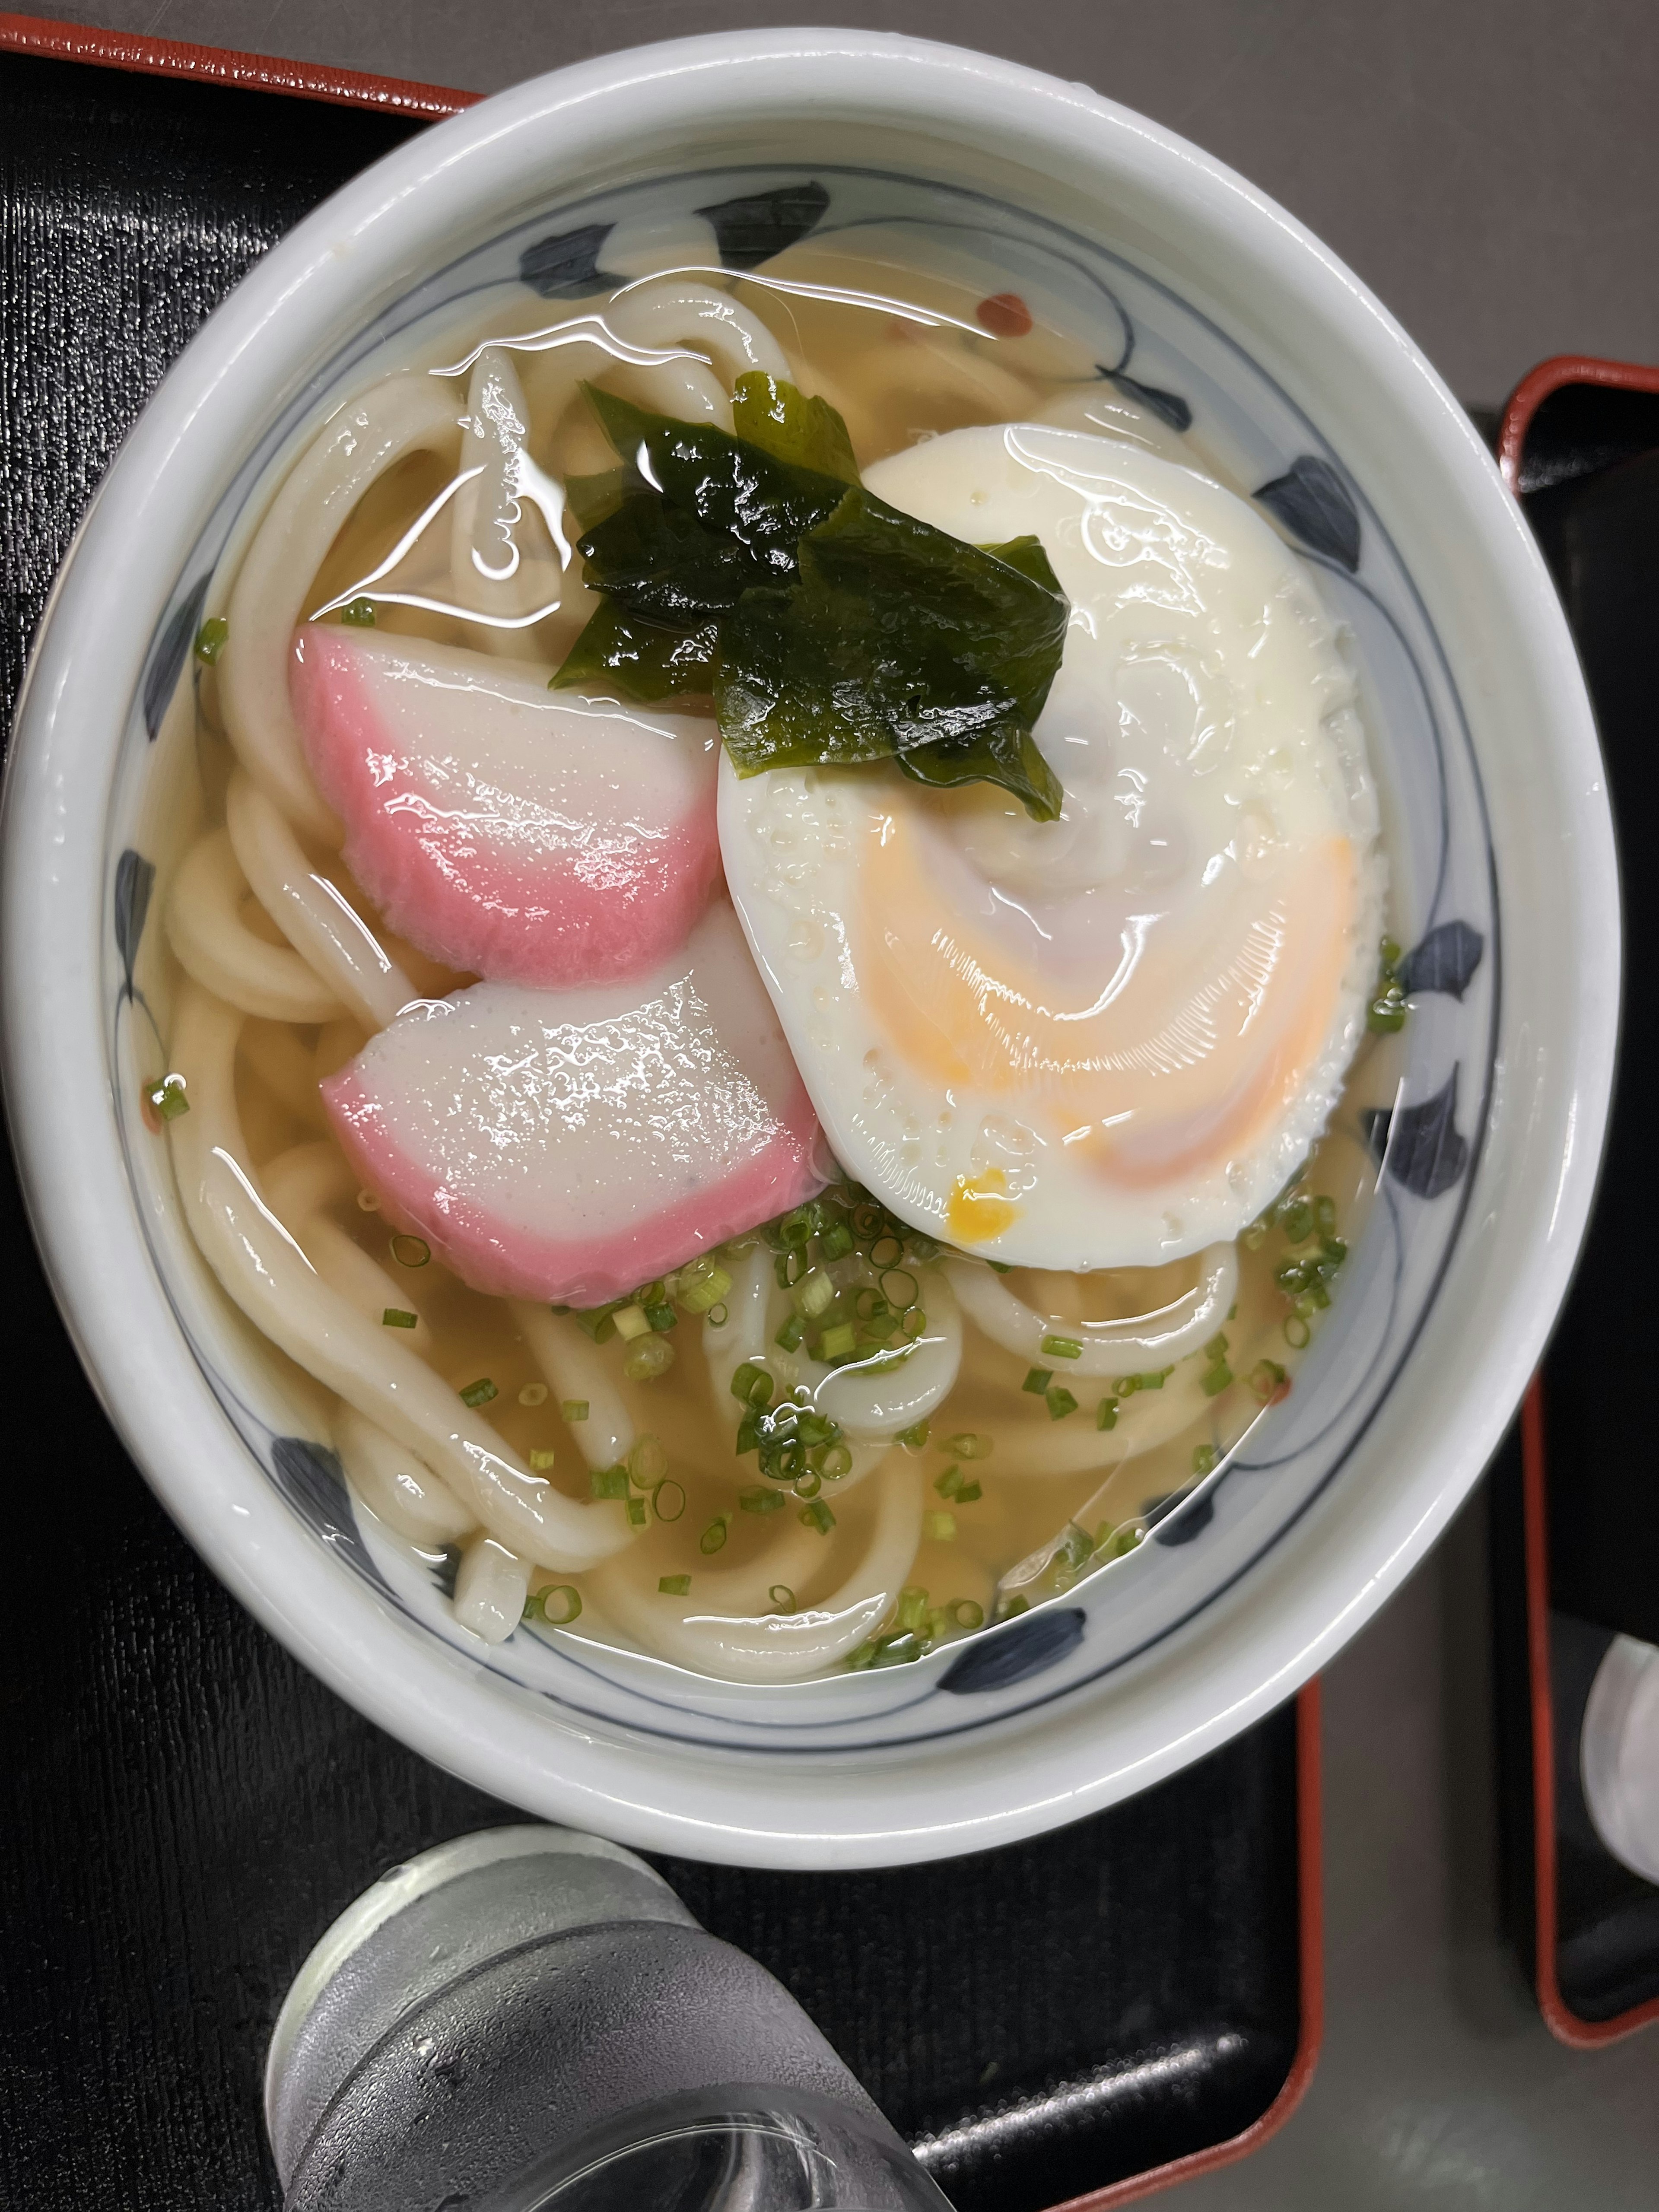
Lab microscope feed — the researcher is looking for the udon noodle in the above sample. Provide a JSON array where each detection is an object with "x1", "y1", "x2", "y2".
[{"x1": 147, "y1": 239, "x2": 1394, "y2": 1684}]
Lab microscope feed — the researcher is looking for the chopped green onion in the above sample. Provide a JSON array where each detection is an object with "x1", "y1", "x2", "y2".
[
  {"x1": 623, "y1": 1336, "x2": 675, "y2": 1381},
  {"x1": 1023, "y1": 1366, "x2": 1053, "y2": 1395},
  {"x1": 1058, "y1": 1523, "x2": 1092, "y2": 1572},
  {"x1": 1201, "y1": 1363, "x2": 1233, "y2": 1398},
  {"x1": 741, "y1": 1486, "x2": 785, "y2": 1514},
  {"x1": 1249, "y1": 1359, "x2": 1289, "y2": 1405},
  {"x1": 818, "y1": 1322, "x2": 858, "y2": 1361},
  {"x1": 1096, "y1": 1397, "x2": 1119, "y2": 1431},
  {"x1": 611, "y1": 1303, "x2": 650, "y2": 1341},
  {"x1": 381, "y1": 1307, "x2": 418, "y2": 1330},
  {"x1": 1096, "y1": 1523, "x2": 1143, "y2": 1561},
  {"x1": 774, "y1": 1312, "x2": 805, "y2": 1352},
  {"x1": 897, "y1": 1586, "x2": 929, "y2": 1632},
  {"x1": 731, "y1": 1360, "x2": 773, "y2": 1407},
  {"x1": 699, "y1": 1516, "x2": 730, "y2": 1554},
  {"x1": 590, "y1": 1465, "x2": 629, "y2": 1499},
  {"x1": 819, "y1": 1443, "x2": 852, "y2": 1480},
  {"x1": 935, "y1": 1464, "x2": 962, "y2": 1499},
  {"x1": 1040, "y1": 1334, "x2": 1082, "y2": 1360},
  {"x1": 849, "y1": 1629, "x2": 925, "y2": 1670},
  {"x1": 518, "y1": 1381, "x2": 549, "y2": 1407},
  {"x1": 340, "y1": 597, "x2": 377, "y2": 627},
  {"x1": 390, "y1": 1233, "x2": 430, "y2": 1268},
  {"x1": 925, "y1": 1510, "x2": 957, "y2": 1541},
  {"x1": 675, "y1": 1258, "x2": 733, "y2": 1313},
  {"x1": 1204, "y1": 1332, "x2": 1229, "y2": 1362},
  {"x1": 539, "y1": 1584, "x2": 582, "y2": 1625},
  {"x1": 947, "y1": 1599, "x2": 985, "y2": 1631},
  {"x1": 459, "y1": 1376, "x2": 497, "y2": 1407},
  {"x1": 658, "y1": 1573, "x2": 691, "y2": 1596},
  {"x1": 706, "y1": 1303, "x2": 729, "y2": 1328},
  {"x1": 146, "y1": 1074, "x2": 190, "y2": 1123},
  {"x1": 1045, "y1": 1386, "x2": 1079, "y2": 1421},
  {"x1": 947, "y1": 1432, "x2": 991, "y2": 1460},
  {"x1": 897, "y1": 1421, "x2": 930, "y2": 1450},
  {"x1": 1112, "y1": 1367, "x2": 1172, "y2": 1396},
  {"x1": 572, "y1": 1306, "x2": 617, "y2": 1344},
  {"x1": 953, "y1": 1479, "x2": 983, "y2": 1505},
  {"x1": 626, "y1": 1496, "x2": 648, "y2": 1527},
  {"x1": 769, "y1": 1583, "x2": 797, "y2": 1612},
  {"x1": 529, "y1": 1448, "x2": 558, "y2": 1471},
  {"x1": 820, "y1": 1222, "x2": 855, "y2": 1260},
  {"x1": 1193, "y1": 1443, "x2": 1220, "y2": 1477},
  {"x1": 1314, "y1": 1195, "x2": 1337, "y2": 1236},
  {"x1": 994, "y1": 1594, "x2": 1030, "y2": 1622},
  {"x1": 1280, "y1": 1198, "x2": 1315, "y2": 1243},
  {"x1": 193, "y1": 617, "x2": 229, "y2": 664},
  {"x1": 1284, "y1": 1314, "x2": 1311, "y2": 1349},
  {"x1": 621, "y1": 1439, "x2": 661, "y2": 1490},
  {"x1": 800, "y1": 1498, "x2": 836, "y2": 1534},
  {"x1": 900, "y1": 1307, "x2": 928, "y2": 1341},
  {"x1": 870, "y1": 1233, "x2": 904, "y2": 1269},
  {"x1": 644, "y1": 1301, "x2": 678, "y2": 1333},
  {"x1": 791, "y1": 1267, "x2": 836, "y2": 1320},
  {"x1": 880, "y1": 1268, "x2": 919, "y2": 1312},
  {"x1": 561, "y1": 1399, "x2": 589, "y2": 1424},
  {"x1": 794, "y1": 1471, "x2": 822, "y2": 1499}
]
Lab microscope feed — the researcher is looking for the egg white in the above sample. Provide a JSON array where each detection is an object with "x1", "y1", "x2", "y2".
[{"x1": 719, "y1": 424, "x2": 1382, "y2": 1270}]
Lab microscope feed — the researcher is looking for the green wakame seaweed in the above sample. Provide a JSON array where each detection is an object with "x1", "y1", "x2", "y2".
[{"x1": 552, "y1": 378, "x2": 1069, "y2": 818}]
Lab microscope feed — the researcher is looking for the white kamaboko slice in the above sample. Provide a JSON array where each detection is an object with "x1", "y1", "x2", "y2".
[
  {"x1": 165, "y1": 979, "x2": 631, "y2": 1571},
  {"x1": 291, "y1": 628, "x2": 721, "y2": 988},
  {"x1": 720, "y1": 423, "x2": 1383, "y2": 1271},
  {"x1": 324, "y1": 901, "x2": 826, "y2": 1308}
]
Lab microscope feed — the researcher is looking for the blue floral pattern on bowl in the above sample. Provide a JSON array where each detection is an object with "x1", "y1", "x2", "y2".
[{"x1": 109, "y1": 162, "x2": 1496, "y2": 1758}]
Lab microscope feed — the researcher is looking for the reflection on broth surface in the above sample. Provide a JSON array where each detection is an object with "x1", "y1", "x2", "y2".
[{"x1": 155, "y1": 232, "x2": 1395, "y2": 1683}]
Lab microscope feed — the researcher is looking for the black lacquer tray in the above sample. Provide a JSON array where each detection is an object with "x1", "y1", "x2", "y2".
[
  {"x1": 1490, "y1": 358, "x2": 1659, "y2": 2047},
  {"x1": 0, "y1": 28, "x2": 1318, "y2": 2207}
]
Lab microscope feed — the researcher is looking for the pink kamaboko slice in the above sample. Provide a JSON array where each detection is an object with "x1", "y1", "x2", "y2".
[
  {"x1": 323, "y1": 901, "x2": 826, "y2": 1306},
  {"x1": 290, "y1": 626, "x2": 720, "y2": 987}
]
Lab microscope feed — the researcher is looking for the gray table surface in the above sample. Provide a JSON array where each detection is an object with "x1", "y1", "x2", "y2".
[{"x1": 31, "y1": 4, "x2": 1659, "y2": 2202}]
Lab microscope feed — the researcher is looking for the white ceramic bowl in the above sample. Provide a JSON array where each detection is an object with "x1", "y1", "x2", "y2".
[{"x1": 0, "y1": 29, "x2": 1615, "y2": 1866}]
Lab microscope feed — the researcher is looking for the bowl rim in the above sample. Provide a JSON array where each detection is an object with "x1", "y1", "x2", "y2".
[{"x1": 0, "y1": 26, "x2": 1616, "y2": 1865}]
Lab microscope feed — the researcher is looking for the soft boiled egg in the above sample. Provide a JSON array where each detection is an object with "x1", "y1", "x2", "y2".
[{"x1": 718, "y1": 423, "x2": 1382, "y2": 1271}]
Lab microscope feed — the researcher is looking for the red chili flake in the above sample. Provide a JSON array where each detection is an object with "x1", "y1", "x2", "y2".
[{"x1": 976, "y1": 292, "x2": 1033, "y2": 339}]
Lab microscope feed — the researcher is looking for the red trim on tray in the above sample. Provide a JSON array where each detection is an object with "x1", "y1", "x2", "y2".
[
  {"x1": 1519, "y1": 1376, "x2": 1659, "y2": 2049},
  {"x1": 1050, "y1": 1680, "x2": 1324, "y2": 2211},
  {"x1": 1498, "y1": 353, "x2": 1659, "y2": 492},
  {"x1": 0, "y1": 11, "x2": 473, "y2": 117},
  {"x1": 1499, "y1": 365, "x2": 1659, "y2": 2047}
]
